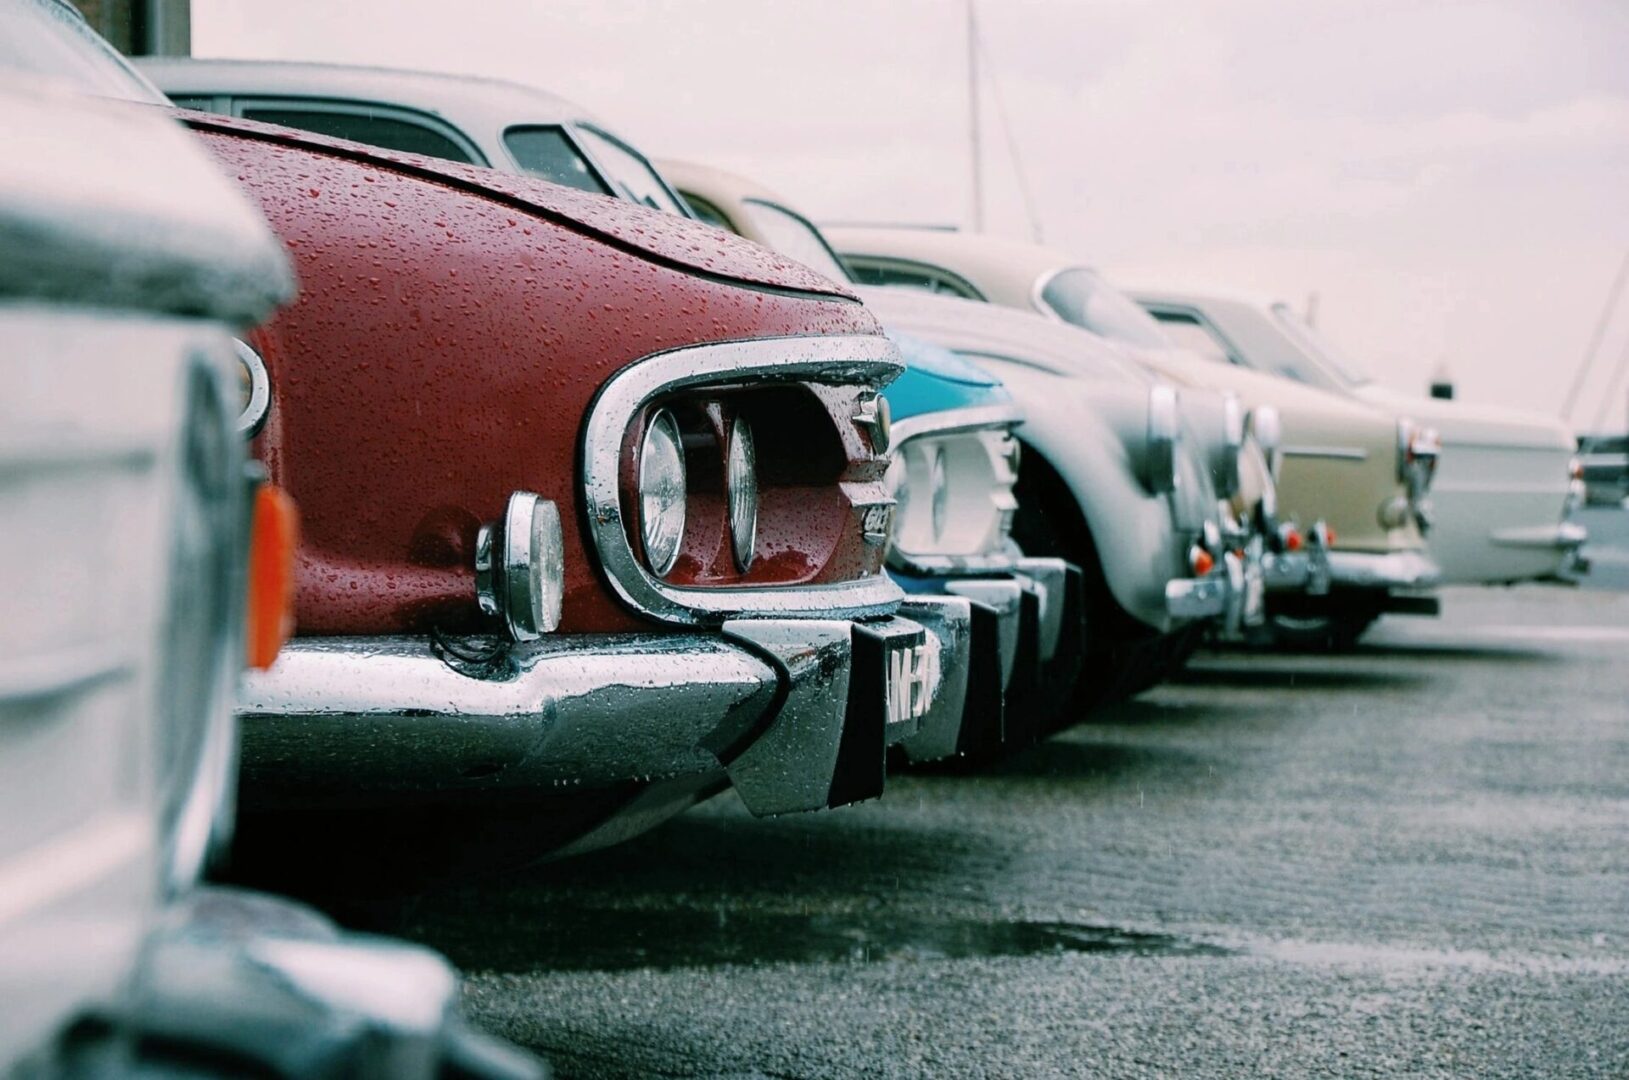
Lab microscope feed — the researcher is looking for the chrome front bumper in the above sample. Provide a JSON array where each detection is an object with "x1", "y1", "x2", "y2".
[
  {"x1": 1325, "y1": 548, "x2": 1442, "y2": 591},
  {"x1": 238, "y1": 614, "x2": 939, "y2": 819},
  {"x1": 1261, "y1": 521, "x2": 1333, "y2": 596}
]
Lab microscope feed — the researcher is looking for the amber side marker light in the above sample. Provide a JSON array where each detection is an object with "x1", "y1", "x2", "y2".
[
  {"x1": 246, "y1": 484, "x2": 299, "y2": 669},
  {"x1": 1190, "y1": 545, "x2": 1216, "y2": 577},
  {"x1": 1284, "y1": 526, "x2": 1304, "y2": 552}
]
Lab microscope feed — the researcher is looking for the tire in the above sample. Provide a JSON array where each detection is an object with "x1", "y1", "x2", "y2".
[
  {"x1": 1264, "y1": 609, "x2": 1379, "y2": 651},
  {"x1": 1011, "y1": 447, "x2": 1189, "y2": 720}
]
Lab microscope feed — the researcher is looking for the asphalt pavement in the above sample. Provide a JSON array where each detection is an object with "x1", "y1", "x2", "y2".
[{"x1": 350, "y1": 509, "x2": 1629, "y2": 1079}]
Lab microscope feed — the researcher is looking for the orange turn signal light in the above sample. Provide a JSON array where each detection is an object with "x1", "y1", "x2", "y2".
[
  {"x1": 1325, "y1": 526, "x2": 1337, "y2": 546},
  {"x1": 1284, "y1": 527, "x2": 1303, "y2": 551},
  {"x1": 246, "y1": 484, "x2": 299, "y2": 670},
  {"x1": 1190, "y1": 545, "x2": 1215, "y2": 577}
]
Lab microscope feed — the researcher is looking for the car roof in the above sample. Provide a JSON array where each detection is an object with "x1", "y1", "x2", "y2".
[
  {"x1": 823, "y1": 225, "x2": 1087, "y2": 302},
  {"x1": 133, "y1": 57, "x2": 599, "y2": 131}
]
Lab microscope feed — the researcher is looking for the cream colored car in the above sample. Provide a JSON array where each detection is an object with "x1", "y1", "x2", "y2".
[
  {"x1": 829, "y1": 226, "x2": 1440, "y2": 645},
  {"x1": 1129, "y1": 286, "x2": 1587, "y2": 587}
]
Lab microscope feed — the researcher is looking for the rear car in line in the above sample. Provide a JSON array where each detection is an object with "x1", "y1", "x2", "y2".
[{"x1": 830, "y1": 227, "x2": 1441, "y2": 648}]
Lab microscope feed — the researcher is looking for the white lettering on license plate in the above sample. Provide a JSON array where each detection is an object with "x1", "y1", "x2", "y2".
[{"x1": 886, "y1": 641, "x2": 938, "y2": 726}]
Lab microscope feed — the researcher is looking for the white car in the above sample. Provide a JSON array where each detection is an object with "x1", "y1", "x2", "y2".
[
  {"x1": 829, "y1": 226, "x2": 1438, "y2": 647},
  {"x1": 0, "y1": 4, "x2": 543, "y2": 1075},
  {"x1": 1132, "y1": 287, "x2": 1587, "y2": 587}
]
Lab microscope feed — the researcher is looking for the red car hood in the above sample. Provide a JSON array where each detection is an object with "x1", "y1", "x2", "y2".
[{"x1": 176, "y1": 109, "x2": 859, "y2": 302}]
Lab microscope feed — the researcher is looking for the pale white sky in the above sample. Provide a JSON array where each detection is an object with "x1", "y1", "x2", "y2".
[{"x1": 194, "y1": 0, "x2": 1629, "y2": 429}]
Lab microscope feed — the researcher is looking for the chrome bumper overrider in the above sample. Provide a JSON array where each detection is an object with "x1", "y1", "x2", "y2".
[
  {"x1": 1325, "y1": 549, "x2": 1442, "y2": 591},
  {"x1": 891, "y1": 556, "x2": 1082, "y2": 763},
  {"x1": 1261, "y1": 523, "x2": 1333, "y2": 596},
  {"x1": 86, "y1": 887, "x2": 544, "y2": 1079},
  {"x1": 238, "y1": 615, "x2": 937, "y2": 819}
]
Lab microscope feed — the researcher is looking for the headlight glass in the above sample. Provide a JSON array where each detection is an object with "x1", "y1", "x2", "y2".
[
  {"x1": 639, "y1": 408, "x2": 687, "y2": 577},
  {"x1": 887, "y1": 427, "x2": 1019, "y2": 566},
  {"x1": 726, "y1": 415, "x2": 758, "y2": 570}
]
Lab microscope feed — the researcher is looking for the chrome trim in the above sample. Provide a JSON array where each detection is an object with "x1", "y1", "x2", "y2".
[
  {"x1": 1489, "y1": 522, "x2": 1588, "y2": 551},
  {"x1": 581, "y1": 335, "x2": 906, "y2": 627},
  {"x1": 1282, "y1": 445, "x2": 1368, "y2": 461},
  {"x1": 719, "y1": 619, "x2": 855, "y2": 815},
  {"x1": 886, "y1": 402, "x2": 1025, "y2": 449},
  {"x1": 1015, "y1": 557, "x2": 1071, "y2": 662},
  {"x1": 0, "y1": 641, "x2": 131, "y2": 708},
  {"x1": 1029, "y1": 265, "x2": 1070, "y2": 324},
  {"x1": 852, "y1": 392, "x2": 891, "y2": 455},
  {"x1": 895, "y1": 596, "x2": 975, "y2": 764},
  {"x1": 943, "y1": 578, "x2": 1024, "y2": 688},
  {"x1": 231, "y1": 337, "x2": 270, "y2": 438},
  {"x1": 239, "y1": 633, "x2": 780, "y2": 799},
  {"x1": 1325, "y1": 549, "x2": 1441, "y2": 590},
  {"x1": 1165, "y1": 571, "x2": 1229, "y2": 619}
]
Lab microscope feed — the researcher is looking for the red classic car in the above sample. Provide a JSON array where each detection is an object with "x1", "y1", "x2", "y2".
[{"x1": 186, "y1": 111, "x2": 963, "y2": 869}]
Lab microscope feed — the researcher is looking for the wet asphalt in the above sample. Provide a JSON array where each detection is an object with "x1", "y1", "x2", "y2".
[{"x1": 361, "y1": 508, "x2": 1628, "y2": 1078}]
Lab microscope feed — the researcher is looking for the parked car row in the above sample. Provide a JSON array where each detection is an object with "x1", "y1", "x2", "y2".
[{"x1": 2, "y1": 1, "x2": 1592, "y2": 1072}]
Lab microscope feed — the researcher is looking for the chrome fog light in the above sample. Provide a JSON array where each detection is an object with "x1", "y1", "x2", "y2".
[
  {"x1": 638, "y1": 408, "x2": 687, "y2": 577},
  {"x1": 232, "y1": 337, "x2": 270, "y2": 438},
  {"x1": 476, "y1": 491, "x2": 565, "y2": 640},
  {"x1": 1145, "y1": 384, "x2": 1179, "y2": 494},
  {"x1": 726, "y1": 415, "x2": 758, "y2": 570}
]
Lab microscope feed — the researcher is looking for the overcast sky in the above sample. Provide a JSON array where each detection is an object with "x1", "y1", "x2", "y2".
[{"x1": 194, "y1": 0, "x2": 1629, "y2": 428}]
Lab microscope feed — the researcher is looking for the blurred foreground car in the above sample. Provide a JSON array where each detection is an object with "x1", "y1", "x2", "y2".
[
  {"x1": 170, "y1": 111, "x2": 943, "y2": 873},
  {"x1": 0, "y1": 51, "x2": 539, "y2": 1080},
  {"x1": 137, "y1": 59, "x2": 1069, "y2": 755},
  {"x1": 1131, "y1": 287, "x2": 1587, "y2": 588},
  {"x1": 831, "y1": 228, "x2": 1441, "y2": 647}
]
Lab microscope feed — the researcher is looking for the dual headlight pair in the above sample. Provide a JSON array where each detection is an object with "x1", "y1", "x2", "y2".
[{"x1": 638, "y1": 408, "x2": 758, "y2": 577}]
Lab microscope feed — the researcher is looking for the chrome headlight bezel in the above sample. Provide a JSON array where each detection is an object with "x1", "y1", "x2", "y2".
[
  {"x1": 884, "y1": 403, "x2": 1025, "y2": 575},
  {"x1": 637, "y1": 407, "x2": 688, "y2": 578}
]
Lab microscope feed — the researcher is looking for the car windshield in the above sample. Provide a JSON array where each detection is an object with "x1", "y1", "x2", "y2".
[
  {"x1": 1269, "y1": 302, "x2": 1373, "y2": 387},
  {"x1": 1039, "y1": 267, "x2": 1173, "y2": 349},
  {"x1": 572, "y1": 124, "x2": 689, "y2": 215},
  {"x1": 740, "y1": 199, "x2": 852, "y2": 283},
  {"x1": 0, "y1": 0, "x2": 167, "y2": 104},
  {"x1": 503, "y1": 125, "x2": 613, "y2": 196}
]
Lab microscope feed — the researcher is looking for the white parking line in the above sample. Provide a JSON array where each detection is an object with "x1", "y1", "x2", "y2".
[{"x1": 1472, "y1": 625, "x2": 1629, "y2": 643}]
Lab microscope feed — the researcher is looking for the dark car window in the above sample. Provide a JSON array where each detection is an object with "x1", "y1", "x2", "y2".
[
  {"x1": 0, "y1": 0, "x2": 167, "y2": 103},
  {"x1": 502, "y1": 125, "x2": 612, "y2": 196},
  {"x1": 573, "y1": 125, "x2": 689, "y2": 215},
  {"x1": 845, "y1": 258, "x2": 984, "y2": 300},
  {"x1": 680, "y1": 191, "x2": 737, "y2": 232},
  {"x1": 239, "y1": 106, "x2": 477, "y2": 165},
  {"x1": 740, "y1": 199, "x2": 851, "y2": 283},
  {"x1": 1148, "y1": 310, "x2": 1240, "y2": 367}
]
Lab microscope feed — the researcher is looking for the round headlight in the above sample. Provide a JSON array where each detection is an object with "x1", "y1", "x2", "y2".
[
  {"x1": 929, "y1": 445, "x2": 950, "y2": 541},
  {"x1": 1222, "y1": 393, "x2": 1245, "y2": 450},
  {"x1": 726, "y1": 416, "x2": 758, "y2": 571},
  {"x1": 1145, "y1": 384, "x2": 1179, "y2": 494},
  {"x1": 475, "y1": 492, "x2": 565, "y2": 640},
  {"x1": 639, "y1": 408, "x2": 687, "y2": 577}
]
